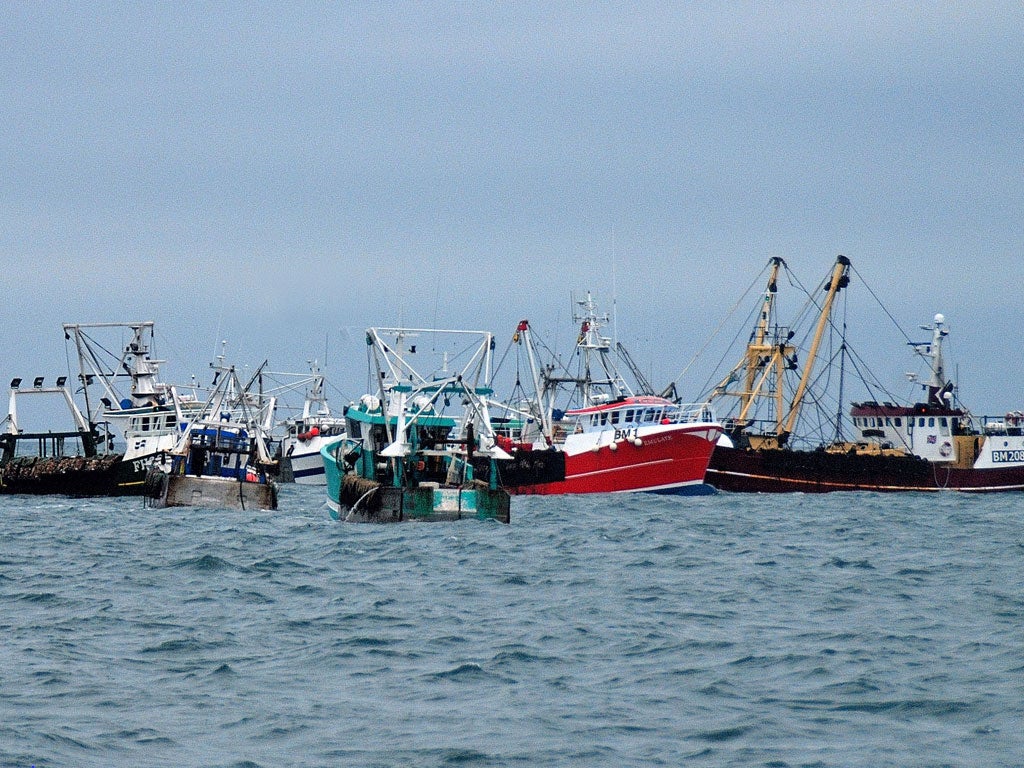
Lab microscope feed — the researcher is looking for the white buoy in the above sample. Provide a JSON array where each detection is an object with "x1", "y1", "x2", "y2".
[
  {"x1": 633, "y1": 437, "x2": 642, "y2": 447},
  {"x1": 609, "y1": 441, "x2": 618, "y2": 452}
]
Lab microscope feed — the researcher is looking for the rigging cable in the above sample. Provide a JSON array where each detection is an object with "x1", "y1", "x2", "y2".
[
  {"x1": 667, "y1": 260, "x2": 772, "y2": 396},
  {"x1": 850, "y1": 263, "x2": 914, "y2": 344},
  {"x1": 833, "y1": 301, "x2": 847, "y2": 444}
]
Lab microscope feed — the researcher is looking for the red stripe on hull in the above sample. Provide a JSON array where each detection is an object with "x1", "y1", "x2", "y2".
[
  {"x1": 707, "y1": 445, "x2": 1024, "y2": 493},
  {"x1": 508, "y1": 426, "x2": 719, "y2": 495}
]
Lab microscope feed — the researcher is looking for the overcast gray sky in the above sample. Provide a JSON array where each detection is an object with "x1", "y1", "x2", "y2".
[{"x1": 2, "y1": 3, "x2": 1022, "y2": 414}]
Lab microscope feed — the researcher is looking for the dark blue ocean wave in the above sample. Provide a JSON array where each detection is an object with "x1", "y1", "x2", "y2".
[{"x1": 3, "y1": 489, "x2": 1024, "y2": 766}]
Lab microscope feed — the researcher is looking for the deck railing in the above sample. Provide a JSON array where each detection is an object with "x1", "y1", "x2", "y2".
[{"x1": 669, "y1": 403, "x2": 718, "y2": 425}]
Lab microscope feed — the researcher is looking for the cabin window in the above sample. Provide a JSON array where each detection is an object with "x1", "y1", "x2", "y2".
[
  {"x1": 928, "y1": 417, "x2": 935, "y2": 427},
  {"x1": 141, "y1": 417, "x2": 150, "y2": 432},
  {"x1": 918, "y1": 417, "x2": 926, "y2": 427},
  {"x1": 644, "y1": 409, "x2": 656, "y2": 423},
  {"x1": 940, "y1": 417, "x2": 949, "y2": 436},
  {"x1": 599, "y1": 413, "x2": 608, "y2": 426},
  {"x1": 625, "y1": 409, "x2": 635, "y2": 423},
  {"x1": 610, "y1": 410, "x2": 620, "y2": 425},
  {"x1": 894, "y1": 417, "x2": 902, "y2": 427},
  {"x1": 885, "y1": 417, "x2": 892, "y2": 427}
]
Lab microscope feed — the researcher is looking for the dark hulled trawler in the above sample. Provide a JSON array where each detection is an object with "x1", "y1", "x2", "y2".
[{"x1": 703, "y1": 256, "x2": 1024, "y2": 492}]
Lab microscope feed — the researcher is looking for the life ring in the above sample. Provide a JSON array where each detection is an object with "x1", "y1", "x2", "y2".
[{"x1": 939, "y1": 442, "x2": 952, "y2": 458}]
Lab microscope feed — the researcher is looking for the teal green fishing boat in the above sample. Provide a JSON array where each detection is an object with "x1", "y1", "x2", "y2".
[{"x1": 322, "y1": 327, "x2": 511, "y2": 524}]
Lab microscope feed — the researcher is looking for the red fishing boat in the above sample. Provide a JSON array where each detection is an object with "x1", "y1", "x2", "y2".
[{"x1": 483, "y1": 294, "x2": 722, "y2": 495}]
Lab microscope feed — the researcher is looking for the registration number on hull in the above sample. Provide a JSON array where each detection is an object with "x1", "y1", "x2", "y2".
[{"x1": 991, "y1": 449, "x2": 1024, "y2": 463}]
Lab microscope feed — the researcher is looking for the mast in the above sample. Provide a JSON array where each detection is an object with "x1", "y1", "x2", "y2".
[
  {"x1": 514, "y1": 320, "x2": 554, "y2": 439},
  {"x1": 833, "y1": 324, "x2": 848, "y2": 444},
  {"x1": 742, "y1": 257, "x2": 790, "y2": 431},
  {"x1": 780, "y1": 255, "x2": 851, "y2": 442},
  {"x1": 571, "y1": 291, "x2": 629, "y2": 406},
  {"x1": 910, "y1": 314, "x2": 952, "y2": 407},
  {"x1": 301, "y1": 361, "x2": 328, "y2": 421},
  {"x1": 710, "y1": 257, "x2": 794, "y2": 435}
]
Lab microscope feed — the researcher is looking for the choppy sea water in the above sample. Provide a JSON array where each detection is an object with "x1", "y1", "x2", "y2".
[{"x1": 1, "y1": 487, "x2": 1022, "y2": 768}]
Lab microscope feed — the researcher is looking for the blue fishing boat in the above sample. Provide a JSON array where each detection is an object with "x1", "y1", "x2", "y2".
[{"x1": 145, "y1": 362, "x2": 278, "y2": 510}]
